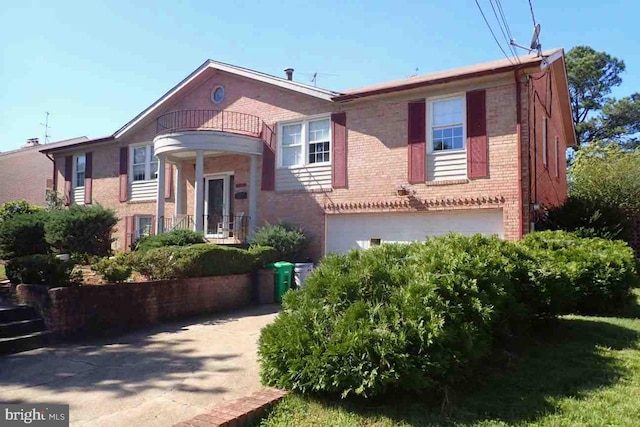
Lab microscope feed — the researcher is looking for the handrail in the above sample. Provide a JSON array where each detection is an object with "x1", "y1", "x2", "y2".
[{"x1": 155, "y1": 110, "x2": 263, "y2": 137}]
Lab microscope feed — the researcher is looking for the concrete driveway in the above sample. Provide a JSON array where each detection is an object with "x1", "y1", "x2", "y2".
[{"x1": 0, "y1": 305, "x2": 279, "y2": 426}]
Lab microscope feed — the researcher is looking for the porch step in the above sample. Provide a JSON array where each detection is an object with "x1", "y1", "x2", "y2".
[
  {"x1": 0, "y1": 305, "x2": 38, "y2": 323},
  {"x1": 0, "y1": 331, "x2": 52, "y2": 355},
  {"x1": 0, "y1": 319, "x2": 45, "y2": 338}
]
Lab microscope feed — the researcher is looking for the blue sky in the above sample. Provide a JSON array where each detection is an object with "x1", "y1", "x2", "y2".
[{"x1": 1, "y1": 0, "x2": 637, "y2": 151}]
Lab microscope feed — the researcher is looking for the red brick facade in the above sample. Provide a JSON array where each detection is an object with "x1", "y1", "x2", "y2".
[{"x1": 46, "y1": 55, "x2": 573, "y2": 258}]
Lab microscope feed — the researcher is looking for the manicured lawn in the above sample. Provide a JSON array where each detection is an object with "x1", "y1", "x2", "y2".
[{"x1": 258, "y1": 289, "x2": 640, "y2": 427}]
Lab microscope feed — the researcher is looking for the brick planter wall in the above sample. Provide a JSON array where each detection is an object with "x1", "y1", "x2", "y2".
[{"x1": 16, "y1": 274, "x2": 253, "y2": 336}]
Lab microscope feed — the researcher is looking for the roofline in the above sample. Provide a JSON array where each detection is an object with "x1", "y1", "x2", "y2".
[
  {"x1": 113, "y1": 60, "x2": 340, "y2": 140},
  {"x1": 39, "y1": 136, "x2": 114, "y2": 154},
  {"x1": 332, "y1": 60, "x2": 543, "y2": 102}
]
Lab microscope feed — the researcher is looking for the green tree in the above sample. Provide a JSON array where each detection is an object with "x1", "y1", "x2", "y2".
[
  {"x1": 569, "y1": 142, "x2": 640, "y2": 208},
  {"x1": 566, "y1": 46, "x2": 640, "y2": 147}
]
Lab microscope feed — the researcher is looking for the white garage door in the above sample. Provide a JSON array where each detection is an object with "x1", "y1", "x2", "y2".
[{"x1": 326, "y1": 209, "x2": 504, "y2": 254}]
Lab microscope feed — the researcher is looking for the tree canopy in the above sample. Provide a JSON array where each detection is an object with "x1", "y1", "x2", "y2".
[{"x1": 566, "y1": 46, "x2": 640, "y2": 147}]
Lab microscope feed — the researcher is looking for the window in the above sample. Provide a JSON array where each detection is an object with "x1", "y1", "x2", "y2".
[
  {"x1": 74, "y1": 154, "x2": 86, "y2": 188},
  {"x1": 542, "y1": 117, "x2": 548, "y2": 168},
  {"x1": 430, "y1": 97, "x2": 464, "y2": 152},
  {"x1": 279, "y1": 118, "x2": 331, "y2": 167},
  {"x1": 135, "y1": 216, "x2": 153, "y2": 240},
  {"x1": 131, "y1": 144, "x2": 158, "y2": 182}
]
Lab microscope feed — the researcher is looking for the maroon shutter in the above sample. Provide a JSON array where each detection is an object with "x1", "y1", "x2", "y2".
[
  {"x1": 164, "y1": 163, "x2": 172, "y2": 199},
  {"x1": 261, "y1": 123, "x2": 276, "y2": 191},
  {"x1": 119, "y1": 147, "x2": 129, "y2": 202},
  {"x1": 124, "y1": 216, "x2": 134, "y2": 251},
  {"x1": 331, "y1": 112, "x2": 347, "y2": 188},
  {"x1": 64, "y1": 155, "x2": 73, "y2": 205},
  {"x1": 52, "y1": 159, "x2": 58, "y2": 192},
  {"x1": 408, "y1": 101, "x2": 426, "y2": 183},
  {"x1": 84, "y1": 152, "x2": 93, "y2": 205},
  {"x1": 150, "y1": 215, "x2": 156, "y2": 236},
  {"x1": 466, "y1": 90, "x2": 488, "y2": 179}
]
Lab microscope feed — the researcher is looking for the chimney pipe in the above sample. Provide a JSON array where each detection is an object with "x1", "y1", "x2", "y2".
[
  {"x1": 284, "y1": 68, "x2": 294, "y2": 81},
  {"x1": 22, "y1": 138, "x2": 40, "y2": 148}
]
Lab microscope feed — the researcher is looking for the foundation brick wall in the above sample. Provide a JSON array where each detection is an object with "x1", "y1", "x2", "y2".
[
  {"x1": 49, "y1": 66, "x2": 567, "y2": 258},
  {"x1": 16, "y1": 274, "x2": 253, "y2": 336}
]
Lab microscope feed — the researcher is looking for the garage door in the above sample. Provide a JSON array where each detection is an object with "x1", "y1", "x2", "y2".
[{"x1": 326, "y1": 209, "x2": 504, "y2": 254}]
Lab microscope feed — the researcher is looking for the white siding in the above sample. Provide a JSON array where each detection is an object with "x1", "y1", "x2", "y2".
[
  {"x1": 130, "y1": 180, "x2": 158, "y2": 201},
  {"x1": 326, "y1": 209, "x2": 504, "y2": 254},
  {"x1": 427, "y1": 151, "x2": 467, "y2": 181},
  {"x1": 276, "y1": 164, "x2": 331, "y2": 192},
  {"x1": 72, "y1": 187, "x2": 85, "y2": 205}
]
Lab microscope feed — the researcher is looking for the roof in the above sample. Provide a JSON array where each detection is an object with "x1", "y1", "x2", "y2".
[
  {"x1": 0, "y1": 136, "x2": 88, "y2": 157},
  {"x1": 333, "y1": 49, "x2": 563, "y2": 101},
  {"x1": 39, "y1": 135, "x2": 111, "y2": 154}
]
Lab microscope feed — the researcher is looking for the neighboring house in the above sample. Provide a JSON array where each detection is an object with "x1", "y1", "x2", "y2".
[
  {"x1": 0, "y1": 137, "x2": 88, "y2": 206},
  {"x1": 40, "y1": 49, "x2": 575, "y2": 258}
]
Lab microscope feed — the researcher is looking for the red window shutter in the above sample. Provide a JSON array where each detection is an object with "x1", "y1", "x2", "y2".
[
  {"x1": 150, "y1": 215, "x2": 156, "y2": 236},
  {"x1": 466, "y1": 90, "x2": 488, "y2": 179},
  {"x1": 124, "y1": 215, "x2": 135, "y2": 251},
  {"x1": 84, "y1": 152, "x2": 93, "y2": 205},
  {"x1": 261, "y1": 123, "x2": 276, "y2": 191},
  {"x1": 408, "y1": 101, "x2": 426, "y2": 183},
  {"x1": 331, "y1": 112, "x2": 347, "y2": 188},
  {"x1": 64, "y1": 155, "x2": 73, "y2": 205},
  {"x1": 119, "y1": 147, "x2": 129, "y2": 202},
  {"x1": 164, "y1": 163, "x2": 173, "y2": 199}
]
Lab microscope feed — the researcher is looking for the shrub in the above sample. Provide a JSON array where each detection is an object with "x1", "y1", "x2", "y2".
[
  {"x1": 135, "y1": 248, "x2": 180, "y2": 280},
  {"x1": 6, "y1": 254, "x2": 73, "y2": 286},
  {"x1": 248, "y1": 245, "x2": 280, "y2": 268},
  {"x1": 135, "y1": 229, "x2": 205, "y2": 252},
  {"x1": 0, "y1": 212, "x2": 49, "y2": 258},
  {"x1": 523, "y1": 231, "x2": 637, "y2": 314},
  {"x1": 251, "y1": 222, "x2": 309, "y2": 261},
  {"x1": 536, "y1": 196, "x2": 631, "y2": 242},
  {"x1": 91, "y1": 253, "x2": 134, "y2": 283},
  {"x1": 0, "y1": 200, "x2": 42, "y2": 222},
  {"x1": 45, "y1": 205, "x2": 117, "y2": 257},
  {"x1": 259, "y1": 235, "x2": 536, "y2": 398}
]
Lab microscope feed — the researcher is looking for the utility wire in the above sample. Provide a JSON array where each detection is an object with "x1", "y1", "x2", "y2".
[
  {"x1": 489, "y1": 0, "x2": 520, "y2": 62},
  {"x1": 528, "y1": 0, "x2": 537, "y2": 26},
  {"x1": 474, "y1": 0, "x2": 514, "y2": 65}
]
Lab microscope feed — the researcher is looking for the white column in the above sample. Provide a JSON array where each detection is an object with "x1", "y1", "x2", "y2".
[
  {"x1": 174, "y1": 163, "x2": 183, "y2": 216},
  {"x1": 194, "y1": 150, "x2": 204, "y2": 232},
  {"x1": 248, "y1": 154, "x2": 258, "y2": 239},
  {"x1": 156, "y1": 156, "x2": 166, "y2": 234}
]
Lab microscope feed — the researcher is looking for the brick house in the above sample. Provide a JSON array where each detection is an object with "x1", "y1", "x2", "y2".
[{"x1": 40, "y1": 49, "x2": 575, "y2": 259}]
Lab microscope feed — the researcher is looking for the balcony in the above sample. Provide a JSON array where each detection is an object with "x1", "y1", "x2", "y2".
[{"x1": 156, "y1": 110, "x2": 263, "y2": 137}]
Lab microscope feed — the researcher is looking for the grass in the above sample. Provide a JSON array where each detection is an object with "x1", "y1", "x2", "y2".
[{"x1": 257, "y1": 289, "x2": 640, "y2": 427}]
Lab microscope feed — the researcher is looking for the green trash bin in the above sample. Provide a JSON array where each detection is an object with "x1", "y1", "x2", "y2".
[{"x1": 266, "y1": 261, "x2": 294, "y2": 302}]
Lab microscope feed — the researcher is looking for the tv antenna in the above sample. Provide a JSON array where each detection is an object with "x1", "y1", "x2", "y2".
[
  {"x1": 40, "y1": 112, "x2": 51, "y2": 143},
  {"x1": 510, "y1": 23, "x2": 542, "y2": 57},
  {"x1": 298, "y1": 71, "x2": 339, "y2": 87}
]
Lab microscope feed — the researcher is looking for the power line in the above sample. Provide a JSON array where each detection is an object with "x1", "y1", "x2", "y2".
[
  {"x1": 474, "y1": 0, "x2": 514, "y2": 65},
  {"x1": 528, "y1": 0, "x2": 537, "y2": 26},
  {"x1": 489, "y1": 0, "x2": 520, "y2": 62}
]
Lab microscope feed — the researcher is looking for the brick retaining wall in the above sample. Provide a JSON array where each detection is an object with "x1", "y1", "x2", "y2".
[{"x1": 17, "y1": 274, "x2": 258, "y2": 336}]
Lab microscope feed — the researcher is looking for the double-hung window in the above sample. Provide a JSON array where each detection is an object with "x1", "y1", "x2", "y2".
[
  {"x1": 135, "y1": 215, "x2": 153, "y2": 240},
  {"x1": 430, "y1": 96, "x2": 465, "y2": 152},
  {"x1": 280, "y1": 118, "x2": 331, "y2": 167},
  {"x1": 73, "y1": 154, "x2": 86, "y2": 188},
  {"x1": 131, "y1": 144, "x2": 158, "y2": 182}
]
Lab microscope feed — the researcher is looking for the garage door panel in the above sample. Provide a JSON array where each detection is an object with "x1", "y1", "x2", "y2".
[{"x1": 326, "y1": 209, "x2": 504, "y2": 254}]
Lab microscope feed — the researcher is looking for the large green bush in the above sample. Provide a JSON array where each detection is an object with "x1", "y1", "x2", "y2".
[
  {"x1": 0, "y1": 212, "x2": 49, "y2": 258},
  {"x1": 45, "y1": 205, "x2": 117, "y2": 257},
  {"x1": 251, "y1": 222, "x2": 309, "y2": 261},
  {"x1": 6, "y1": 254, "x2": 73, "y2": 286},
  {"x1": 259, "y1": 232, "x2": 639, "y2": 398},
  {"x1": 91, "y1": 253, "x2": 134, "y2": 283},
  {"x1": 135, "y1": 229, "x2": 205, "y2": 252}
]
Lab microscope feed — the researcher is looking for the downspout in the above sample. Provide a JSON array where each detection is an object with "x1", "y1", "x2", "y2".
[
  {"x1": 514, "y1": 70, "x2": 524, "y2": 238},
  {"x1": 45, "y1": 153, "x2": 57, "y2": 192}
]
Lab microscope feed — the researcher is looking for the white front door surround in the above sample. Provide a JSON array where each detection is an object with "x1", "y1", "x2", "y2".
[{"x1": 204, "y1": 173, "x2": 232, "y2": 237}]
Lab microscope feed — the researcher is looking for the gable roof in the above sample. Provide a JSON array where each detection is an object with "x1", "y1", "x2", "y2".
[{"x1": 333, "y1": 49, "x2": 563, "y2": 101}]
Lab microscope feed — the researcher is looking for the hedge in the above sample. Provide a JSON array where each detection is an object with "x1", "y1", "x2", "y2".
[
  {"x1": 134, "y1": 229, "x2": 205, "y2": 252},
  {"x1": 6, "y1": 254, "x2": 73, "y2": 287},
  {"x1": 258, "y1": 232, "x2": 638, "y2": 398},
  {"x1": 45, "y1": 205, "x2": 117, "y2": 257},
  {"x1": 0, "y1": 212, "x2": 49, "y2": 259}
]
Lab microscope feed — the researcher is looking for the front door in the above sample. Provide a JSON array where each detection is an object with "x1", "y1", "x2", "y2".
[{"x1": 204, "y1": 175, "x2": 230, "y2": 236}]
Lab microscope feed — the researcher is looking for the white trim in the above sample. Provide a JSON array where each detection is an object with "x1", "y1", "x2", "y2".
[
  {"x1": 204, "y1": 172, "x2": 233, "y2": 237},
  {"x1": 426, "y1": 93, "x2": 467, "y2": 155},
  {"x1": 542, "y1": 116, "x2": 548, "y2": 168},
  {"x1": 129, "y1": 142, "x2": 158, "y2": 183},
  {"x1": 114, "y1": 60, "x2": 337, "y2": 140},
  {"x1": 135, "y1": 215, "x2": 154, "y2": 240},
  {"x1": 277, "y1": 115, "x2": 332, "y2": 169}
]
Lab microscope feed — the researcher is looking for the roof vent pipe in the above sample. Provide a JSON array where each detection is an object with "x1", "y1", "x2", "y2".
[{"x1": 284, "y1": 68, "x2": 294, "y2": 81}]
